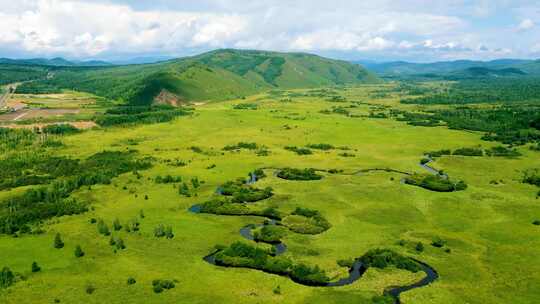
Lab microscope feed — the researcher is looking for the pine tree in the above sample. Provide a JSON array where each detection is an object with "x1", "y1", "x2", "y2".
[
  {"x1": 116, "y1": 238, "x2": 126, "y2": 250},
  {"x1": 165, "y1": 226, "x2": 174, "y2": 239},
  {"x1": 31, "y1": 261, "x2": 41, "y2": 273},
  {"x1": 54, "y1": 233, "x2": 64, "y2": 249},
  {"x1": 97, "y1": 220, "x2": 110, "y2": 236},
  {"x1": 74, "y1": 245, "x2": 85, "y2": 258},
  {"x1": 113, "y1": 218, "x2": 122, "y2": 231},
  {"x1": 416, "y1": 242, "x2": 424, "y2": 252}
]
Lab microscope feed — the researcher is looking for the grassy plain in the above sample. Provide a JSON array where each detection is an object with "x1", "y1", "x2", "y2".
[{"x1": 1, "y1": 85, "x2": 539, "y2": 303}]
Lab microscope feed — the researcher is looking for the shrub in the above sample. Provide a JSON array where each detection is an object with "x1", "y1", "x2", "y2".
[
  {"x1": 31, "y1": 261, "x2": 41, "y2": 273},
  {"x1": 284, "y1": 146, "x2": 312, "y2": 155},
  {"x1": 155, "y1": 175, "x2": 182, "y2": 184},
  {"x1": 154, "y1": 224, "x2": 166, "y2": 238},
  {"x1": 42, "y1": 124, "x2": 80, "y2": 135},
  {"x1": 277, "y1": 168, "x2": 322, "y2": 181},
  {"x1": 360, "y1": 249, "x2": 421, "y2": 273},
  {"x1": 426, "y1": 149, "x2": 451, "y2": 158},
  {"x1": 453, "y1": 147, "x2": 483, "y2": 156},
  {"x1": 233, "y1": 103, "x2": 258, "y2": 110},
  {"x1": 127, "y1": 277, "x2": 136, "y2": 285},
  {"x1": 152, "y1": 279, "x2": 175, "y2": 293},
  {"x1": 165, "y1": 226, "x2": 174, "y2": 239},
  {"x1": 179, "y1": 183, "x2": 191, "y2": 197},
  {"x1": 220, "y1": 180, "x2": 273, "y2": 203},
  {"x1": 0, "y1": 267, "x2": 15, "y2": 289},
  {"x1": 97, "y1": 220, "x2": 110, "y2": 236},
  {"x1": 113, "y1": 219, "x2": 122, "y2": 231},
  {"x1": 223, "y1": 142, "x2": 258, "y2": 151},
  {"x1": 273, "y1": 285, "x2": 281, "y2": 295},
  {"x1": 533, "y1": 220, "x2": 540, "y2": 226},
  {"x1": 337, "y1": 258, "x2": 355, "y2": 268},
  {"x1": 431, "y1": 237, "x2": 446, "y2": 248},
  {"x1": 416, "y1": 242, "x2": 424, "y2": 252},
  {"x1": 420, "y1": 158, "x2": 431, "y2": 165},
  {"x1": 191, "y1": 177, "x2": 200, "y2": 189},
  {"x1": 404, "y1": 174, "x2": 467, "y2": 192},
  {"x1": 115, "y1": 238, "x2": 126, "y2": 250},
  {"x1": 372, "y1": 295, "x2": 395, "y2": 304},
  {"x1": 306, "y1": 144, "x2": 334, "y2": 150},
  {"x1": 85, "y1": 284, "x2": 95, "y2": 294},
  {"x1": 74, "y1": 245, "x2": 85, "y2": 258},
  {"x1": 54, "y1": 233, "x2": 64, "y2": 249},
  {"x1": 485, "y1": 146, "x2": 522, "y2": 157},
  {"x1": 290, "y1": 263, "x2": 329, "y2": 285},
  {"x1": 253, "y1": 225, "x2": 287, "y2": 243}
]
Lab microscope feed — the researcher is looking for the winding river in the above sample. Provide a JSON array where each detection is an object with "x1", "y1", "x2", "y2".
[{"x1": 190, "y1": 169, "x2": 439, "y2": 302}]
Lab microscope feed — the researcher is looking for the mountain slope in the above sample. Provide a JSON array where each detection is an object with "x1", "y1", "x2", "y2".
[
  {"x1": 37, "y1": 49, "x2": 380, "y2": 105},
  {"x1": 359, "y1": 59, "x2": 538, "y2": 78}
]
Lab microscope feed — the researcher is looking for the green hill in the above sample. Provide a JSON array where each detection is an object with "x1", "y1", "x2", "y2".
[{"x1": 30, "y1": 49, "x2": 380, "y2": 105}]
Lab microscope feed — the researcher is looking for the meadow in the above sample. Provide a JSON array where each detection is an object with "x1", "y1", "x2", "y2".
[{"x1": 0, "y1": 85, "x2": 539, "y2": 304}]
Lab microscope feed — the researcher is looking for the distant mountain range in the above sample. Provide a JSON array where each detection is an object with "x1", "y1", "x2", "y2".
[
  {"x1": 0, "y1": 57, "x2": 112, "y2": 67},
  {"x1": 355, "y1": 58, "x2": 540, "y2": 79}
]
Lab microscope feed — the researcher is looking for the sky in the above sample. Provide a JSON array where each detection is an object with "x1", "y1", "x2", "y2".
[{"x1": 0, "y1": 0, "x2": 539, "y2": 62}]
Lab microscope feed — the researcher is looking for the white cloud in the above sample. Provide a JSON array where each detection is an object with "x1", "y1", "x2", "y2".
[
  {"x1": 0, "y1": 0, "x2": 537, "y2": 60},
  {"x1": 518, "y1": 19, "x2": 535, "y2": 31}
]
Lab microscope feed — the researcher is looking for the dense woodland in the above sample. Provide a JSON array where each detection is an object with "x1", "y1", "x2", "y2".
[
  {"x1": 0, "y1": 149, "x2": 152, "y2": 234},
  {"x1": 401, "y1": 78, "x2": 540, "y2": 105}
]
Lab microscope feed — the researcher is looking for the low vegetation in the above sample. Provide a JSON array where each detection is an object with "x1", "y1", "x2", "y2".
[
  {"x1": 277, "y1": 168, "x2": 322, "y2": 181},
  {"x1": 404, "y1": 174, "x2": 467, "y2": 192},
  {"x1": 214, "y1": 242, "x2": 330, "y2": 286}
]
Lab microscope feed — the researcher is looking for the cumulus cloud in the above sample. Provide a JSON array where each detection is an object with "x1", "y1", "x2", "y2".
[
  {"x1": 518, "y1": 19, "x2": 535, "y2": 31},
  {"x1": 0, "y1": 0, "x2": 537, "y2": 60}
]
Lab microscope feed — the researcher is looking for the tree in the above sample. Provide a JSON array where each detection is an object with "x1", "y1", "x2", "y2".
[
  {"x1": 416, "y1": 242, "x2": 424, "y2": 252},
  {"x1": 97, "y1": 220, "x2": 110, "y2": 236},
  {"x1": 113, "y1": 218, "x2": 122, "y2": 231},
  {"x1": 154, "y1": 225, "x2": 165, "y2": 238},
  {"x1": 0, "y1": 267, "x2": 15, "y2": 289},
  {"x1": 54, "y1": 233, "x2": 64, "y2": 249},
  {"x1": 116, "y1": 238, "x2": 126, "y2": 250},
  {"x1": 165, "y1": 226, "x2": 174, "y2": 239},
  {"x1": 74, "y1": 245, "x2": 85, "y2": 258},
  {"x1": 31, "y1": 262, "x2": 41, "y2": 273},
  {"x1": 179, "y1": 183, "x2": 190, "y2": 197}
]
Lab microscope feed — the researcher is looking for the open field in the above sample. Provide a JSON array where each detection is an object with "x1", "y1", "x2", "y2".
[
  {"x1": 1, "y1": 85, "x2": 539, "y2": 304},
  {"x1": 0, "y1": 90, "x2": 111, "y2": 126}
]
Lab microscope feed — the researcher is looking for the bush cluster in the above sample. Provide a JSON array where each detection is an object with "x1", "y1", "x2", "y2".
[
  {"x1": 277, "y1": 168, "x2": 322, "y2": 181},
  {"x1": 220, "y1": 180, "x2": 273, "y2": 203},
  {"x1": 404, "y1": 174, "x2": 467, "y2": 192},
  {"x1": 214, "y1": 242, "x2": 329, "y2": 286},
  {"x1": 360, "y1": 249, "x2": 421, "y2": 273}
]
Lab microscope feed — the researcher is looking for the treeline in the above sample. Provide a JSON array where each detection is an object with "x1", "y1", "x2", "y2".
[
  {"x1": 401, "y1": 78, "x2": 540, "y2": 105},
  {"x1": 0, "y1": 65, "x2": 48, "y2": 85},
  {"x1": 1, "y1": 128, "x2": 68, "y2": 155},
  {"x1": 94, "y1": 105, "x2": 192, "y2": 127},
  {"x1": 393, "y1": 105, "x2": 540, "y2": 145},
  {"x1": 0, "y1": 151, "x2": 152, "y2": 234},
  {"x1": 15, "y1": 82, "x2": 62, "y2": 94}
]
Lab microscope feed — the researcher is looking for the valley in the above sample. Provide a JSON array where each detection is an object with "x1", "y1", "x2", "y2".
[{"x1": 0, "y1": 50, "x2": 539, "y2": 304}]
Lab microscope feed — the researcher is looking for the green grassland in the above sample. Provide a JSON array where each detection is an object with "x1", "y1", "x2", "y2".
[{"x1": 1, "y1": 85, "x2": 539, "y2": 304}]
